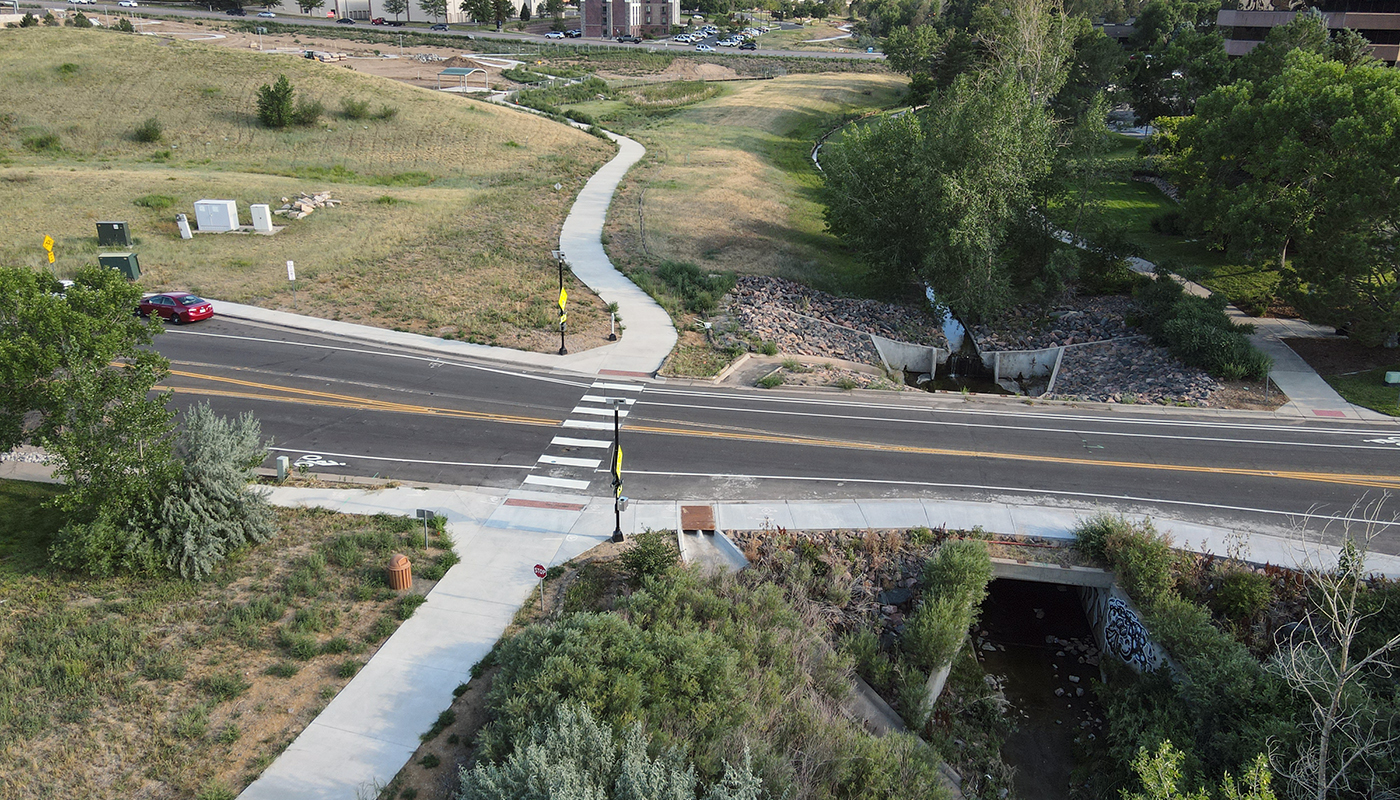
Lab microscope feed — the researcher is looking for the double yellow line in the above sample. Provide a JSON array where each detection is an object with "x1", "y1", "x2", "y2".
[
  {"x1": 163, "y1": 368, "x2": 1400, "y2": 491},
  {"x1": 162, "y1": 369, "x2": 561, "y2": 428},
  {"x1": 627, "y1": 422, "x2": 1400, "y2": 490}
]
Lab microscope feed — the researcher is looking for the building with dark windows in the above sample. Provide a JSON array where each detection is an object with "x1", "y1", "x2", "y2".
[
  {"x1": 582, "y1": 0, "x2": 679, "y2": 38},
  {"x1": 1218, "y1": 1, "x2": 1400, "y2": 63}
]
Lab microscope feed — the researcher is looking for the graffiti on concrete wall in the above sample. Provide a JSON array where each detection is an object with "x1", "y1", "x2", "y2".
[
  {"x1": 1104, "y1": 595, "x2": 1160, "y2": 672},
  {"x1": 1080, "y1": 586, "x2": 1163, "y2": 673}
]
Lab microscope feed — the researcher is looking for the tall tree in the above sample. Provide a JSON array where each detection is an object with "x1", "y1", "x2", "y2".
[
  {"x1": 1172, "y1": 51, "x2": 1400, "y2": 344},
  {"x1": 545, "y1": 0, "x2": 562, "y2": 17},
  {"x1": 383, "y1": 0, "x2": 408, "y2": 19},
  {"x1": 823, "y1": 72, "x2": 1055, "y2": 321},
  {"x1": 0, "y1": 266, "x2": 176, "y2": 573},
  {"x1": 296, "y1": 0, "x2": 326, "y2": 14},
  {"x1": 519, "y1": 0, "x2": 530, "y2": 21},
  {"x1": 420, "y1": 0, "x2": 447, "y2": 21}
]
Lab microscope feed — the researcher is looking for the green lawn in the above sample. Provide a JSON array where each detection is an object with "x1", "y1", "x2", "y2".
[
  {"x1": 0, "y1": 479, "x2": 64, "y2": 576},
  {"x1": 1067, "y1": 137, "x2": 1280, "y2": 314},
  {"x1": 1327, "y1": 368, "x2": 1400, "y2": 417}
]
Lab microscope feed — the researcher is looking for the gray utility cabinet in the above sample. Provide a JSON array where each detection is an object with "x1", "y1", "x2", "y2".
[{"x1": 96, "y1": 221, "x2": 131, "y2": 247}]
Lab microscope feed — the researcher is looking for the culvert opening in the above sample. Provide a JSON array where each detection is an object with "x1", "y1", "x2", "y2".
[{"x1": 974, "y1": 578, "x2": 1106, "y2": 800}]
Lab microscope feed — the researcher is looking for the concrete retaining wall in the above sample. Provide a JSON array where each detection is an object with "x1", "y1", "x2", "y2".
[
  {"x1": 989, "y1": 346, "x2": 1063, "y2": 385},
  {"x1": 1079, "y1": 585, "x2": 1173, "y2": 674},
  {"x1": 871, "y1": 335, "x2": 945, "y2": 376}
]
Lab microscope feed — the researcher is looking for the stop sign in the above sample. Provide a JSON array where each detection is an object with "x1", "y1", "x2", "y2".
[{"x1": 533, "y1": 563, "x2": 547, "y2": 579}]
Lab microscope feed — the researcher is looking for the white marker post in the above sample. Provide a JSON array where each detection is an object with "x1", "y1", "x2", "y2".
[{"x1": 286, "y1": 260, "x2": 296, "y2": 306}]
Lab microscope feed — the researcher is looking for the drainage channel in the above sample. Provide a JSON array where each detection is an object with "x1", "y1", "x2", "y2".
[{"x1": 973, "y1": 578, "x2": 1105, "y2": 800}]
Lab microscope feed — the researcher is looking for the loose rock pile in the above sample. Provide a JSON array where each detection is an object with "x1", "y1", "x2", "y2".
[
  {"x1": 971, "y1": 296, "x2": 1136, "y2": 351},
  {"x1": 273, "y1": 191, "x2": 341, "y2": 221},
  {"x1": 1047, "y1": 339, "x2": 1219, "y2": 405},
  {"x1": 723, "y1": 276, "x2": 945, "y2": 364}
]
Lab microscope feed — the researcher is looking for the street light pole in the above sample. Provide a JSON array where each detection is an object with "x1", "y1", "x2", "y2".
[{"x1": 611, "y1": 399, "x2": 624, "y2": 542}]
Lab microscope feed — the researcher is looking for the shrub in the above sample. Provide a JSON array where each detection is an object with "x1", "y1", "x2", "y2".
[
  {"x1": 758, "y1": 340, "x2": 778, "y2": 356},
  {"x1": 340, "y1": 97, "x2": 371, "y2": 120},
  {"x1": 1149, "y1": 209, "x2": 1188, "y2": 236},
  {"x1": 324, "y1": 535, "x2": 362, "y2": 569},
  {"x1": 200, "y1": 671, "x2": 251, "y2": 702},
  {"x1": 195, "y1": 780, "x2": 236, "y2": 800},
  {"x1": 1210, "y1": 568, "x2": 1272, "y2": 622},
  {"x1": 320, "y1": 636, "x2": 350, "y2": 655},
  {"x1": 69, "y1": 12, "x2": 92, "y2": 28},
  {"x1": 396, "y1": 593, "x2": 427, "y2": 620},
  {"x1": 756, "y1": 372, "x2": 784, "y2": 389},
  {"x1": 374, "y1": 104, "x2": 398, "y2": 121},
  {"x1": 265, "y1": 661, "x2": 299, "y2": 678},
  {"x1": 172, "y1": 703, "x2": 209, "y2": 739},
  {"x1": 366, "y1": 615, "x2": 397, "y2": 641},
  {"x1": 419, "y1": 753, "x2": 441, "y2": 768},
  {"x1": 1134, "y1": 269, "x2": 1271, "y2": 380},
  {"x1": 43, "y1": 12, "x2": 58, "y2": 25},
  {"x1": 336, "y1": 659, "x2": 360, "y2": 678},
  {"x1": 134, "y1": 193, "x2": 176, "y2": 210},
  {"x1": 842, "y1": 628, "x2": 893, "y2": 690},
  {"x1": 116, "y1": 17, "x2": 135, "y2": 33},
  {"x1": 618, "y1": 530, "x2": 677, "y2": 584},
  {"x1": 1073, "y1": 513, "x2": 1176, "y2": 608},
  {"x1": 152, "y1": 403, "x2": 275, "y2": 580},
  {"x1": 902, "y1": 541, "x2": 993, "y2": 673},
  {"x1": 256, "y1": 74, "x2": 295, "y2": 128},
  {"x1": 22, "y1": 132, "x2": 60, "y2": 153},
  {"x1": 278, "y1": 630, "x2": 318, "y2": 660},
  {"x1": 293, "y1": 99, "x2": 325, "y2": 126},
  {"x1": 421, "y1": 709, "x2": 456, "y2": 742},
  {"x1": 19, "y1": 12, "x2": 37, "y2": 27},
  {"x1": 133, "y1": 116, "x2": 162, "y2": 143},
  {"x1": 654, "y1": 260, "x2": 734, "y2": 315}
]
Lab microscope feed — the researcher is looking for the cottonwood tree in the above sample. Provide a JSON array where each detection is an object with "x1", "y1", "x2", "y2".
[
  {"x1": 1269, "y1": 509, "x2": 1400, "y2": 800},
  {"x1": 383, "y1": 0, "x2": 409, "y2": 20},
  {"x1": 821, "y1": 72, "x2": 1055, "y2": 322},
  {"x1": 0, "y1": 266, "x2": 176, "y2": 573},
  {"x1": 420, "y1": 0, "x2": 448, "y2": 22},
  {"x1": 296, "y1": 0, "x2": 325, "y2": 14}
]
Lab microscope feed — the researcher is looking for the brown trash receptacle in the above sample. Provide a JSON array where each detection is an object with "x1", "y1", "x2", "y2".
[{"x1": 387, "y1": 554, "x2": 412, "y2": 590}]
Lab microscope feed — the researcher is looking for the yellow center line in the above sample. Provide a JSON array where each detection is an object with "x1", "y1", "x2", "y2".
[
  {"x1": 625, "y1": 423, "x2": 1400, "y2": 491},
  {"x1": 162, "y1": 370, "x2": 560, "y2": 427}
]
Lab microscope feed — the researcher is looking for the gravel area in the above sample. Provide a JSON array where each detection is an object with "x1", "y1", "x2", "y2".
[
  {"x1": 1047, "y1": 339, "x2": 1219, "y2": 405},
  {"x1": 971, "y1": 296, "x2": 1136, "y2": 351},
  {"x1": 723, "y1": 276, "x2": 946, "y2": 362}
]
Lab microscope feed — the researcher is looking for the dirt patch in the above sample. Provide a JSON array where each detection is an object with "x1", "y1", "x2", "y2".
[
  {"x1": 651, "y1": 57, "x2": 743, "y2": 81},
  {"x1": 1282, "y1": 336, "x2": 1397, "y2": 376}
]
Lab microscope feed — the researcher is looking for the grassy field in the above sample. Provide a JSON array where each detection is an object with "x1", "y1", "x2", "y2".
[
  {"x1": 1063, "y1": 137, "x2": 1280, "y2": 314},
  {"x1": 599, "y1": 72, "x2": 908, "y2": 303},
  {"x1": 0, "y1": 27, "x2": 615, "y2": 350},
  {"x1": 754, "y1": 21, "x2": 859, "y2": 51},
  {"x1": 0, "y1": 478, "x2": 459, "y2": 800},
  {"x1": 1327, "y1": 368, "x2": 1400, "y2": 417}
]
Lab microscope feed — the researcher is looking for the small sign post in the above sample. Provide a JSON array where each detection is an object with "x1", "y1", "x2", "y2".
[
  {"x1": 533, "y1": 563, "x2": 547, "y2": 613},
  {"x1": 286, "y1": 260, "x2": 296, "y2": 306},
  {"x1": 42, "y1": 235, "x2": 54, "y2": 268}
]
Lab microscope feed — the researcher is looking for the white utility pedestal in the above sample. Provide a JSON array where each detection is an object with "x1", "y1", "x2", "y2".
[
  {"x1": 194, "y1": 199, "x2": 239, "y2": 232},
  {"x1": 250, "y1": 204, "x2": 273, "y2": 232},
  {"x1": 175, "y1": 214, "x2": 193, "y2": 240}
]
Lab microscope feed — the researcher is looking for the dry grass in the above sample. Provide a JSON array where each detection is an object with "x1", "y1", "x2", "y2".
[
  {"x1": 603, "y1": 72, "x2": 908, "y2": 300},
  {"x1": 0, "y1": 27, "x2": 615, "y2": 350},
  {"x1": 0, "y1": 484, "x2": 456, "y2": 800},
  {"x1": 755, "y1": 22, "x2": 859, "y2": 51}
]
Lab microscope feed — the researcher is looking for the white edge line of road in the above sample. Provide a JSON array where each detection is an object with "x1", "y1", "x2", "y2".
[{"x1": 267, "y1": 447, "x2": 531, "y2": 469}]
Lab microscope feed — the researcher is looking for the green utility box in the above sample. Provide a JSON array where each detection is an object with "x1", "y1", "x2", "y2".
[
  {"x1": 96, "y1": 221, "x2": 132, "y2": 247},
  {"x1": 98, "y1": 252, "x2": 140, "y2": 281}
]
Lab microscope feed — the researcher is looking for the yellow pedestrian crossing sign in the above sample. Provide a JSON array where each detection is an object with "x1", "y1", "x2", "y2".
[
  {"x1": 558, "y1": 287, "x2": 568, "y2": 324},
  {"x1": 42, "y1": 235, "x2": 54, "y2": 263},
  {"x1": 612, "y1": 445, "x2": 623, "y2": 497}
]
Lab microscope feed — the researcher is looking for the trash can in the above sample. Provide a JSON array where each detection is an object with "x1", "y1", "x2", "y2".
[{"x1": 387, "y1": 554, "x2": 412, "y2": 590}]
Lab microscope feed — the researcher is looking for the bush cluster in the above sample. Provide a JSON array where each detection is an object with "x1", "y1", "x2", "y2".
[
  {"x1": 655, "y1": 261, "x2": 735, "y2": 315},
  {"x1": 1135, "y1": 268, "x2": 1271, "y2": 380},
  {"x1": 474, "y1": 568, "x2": 949, "y2": 799},
  {"x1": 902, "y1": 540, "x2": 993, "y2": 672}
]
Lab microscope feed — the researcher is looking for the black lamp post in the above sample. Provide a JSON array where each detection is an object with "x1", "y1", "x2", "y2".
[{"x1": 611, "y1": 399, "x2": 624, "y2": 543}]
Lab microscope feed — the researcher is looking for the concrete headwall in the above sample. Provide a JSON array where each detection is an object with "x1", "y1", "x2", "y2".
[
  {"x1": 871, "y1": 335, "x2": 944, "y2": 376},
  {"x1": 989, "y1": 347, "x2": 1062, "y2": 384}
]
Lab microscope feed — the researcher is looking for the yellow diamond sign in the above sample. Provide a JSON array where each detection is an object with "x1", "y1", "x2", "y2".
[{"x1": 42, "y1": 235, "x2": 54, "y2": 252}]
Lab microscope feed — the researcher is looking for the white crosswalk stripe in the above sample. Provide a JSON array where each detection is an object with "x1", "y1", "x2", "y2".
[
  {"x1": 538, "y1": 455, "x2": 602, "y2": 468},
  {"x1": 551, "y1": 436, "x2": 612, "y2": 449},
  {"x1": 591, "y1": 381, "x2": 644, "y2": 392},
  {"x1": 522, "y1": 475, "x2": 592, "y2": 490},
  {"x1": 562, "y1": 419, "x2": 613, "y2": 430},
  {"x1": 571, "y1": 406, "x2": 629, "y2": 417},
  {"x1": 579, "y1": 395, "x2": 636, "y2": 405}
]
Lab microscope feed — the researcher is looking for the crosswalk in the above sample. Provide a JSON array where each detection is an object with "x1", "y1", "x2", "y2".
[{"x1": 518, "y1": 379, "x2": 643, "y2": 496}]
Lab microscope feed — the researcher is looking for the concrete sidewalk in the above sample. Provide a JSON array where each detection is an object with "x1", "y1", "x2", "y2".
[
  {"x1": 237, "y1": 484, "x2": 1400, "y2": 800},
  {"x1": 213, "y1": 131, "x2": 674, "y2": 378}
]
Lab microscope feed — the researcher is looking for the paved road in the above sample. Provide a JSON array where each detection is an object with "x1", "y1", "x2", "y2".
[
  {"x1": 155, "y1": 319, "x2": 1400, "y2": 547},
  {"x1": 30, "y1": 3, "x2": 883, "y2": 60}
]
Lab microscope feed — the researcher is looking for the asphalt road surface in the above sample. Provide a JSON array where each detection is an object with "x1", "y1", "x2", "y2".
[{"x1": 156, "y1": 320, "x2": 1400, "y2": 548}]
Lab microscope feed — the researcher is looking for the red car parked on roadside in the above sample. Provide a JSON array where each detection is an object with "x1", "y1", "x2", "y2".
[{"x1": 137, "y1": 292, "x2": 214, "y2": 324}]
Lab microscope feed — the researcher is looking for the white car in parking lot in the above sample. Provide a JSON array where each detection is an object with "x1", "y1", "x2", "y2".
[
  {"x1": 545, "y1": 30, "x2": 564, "y2": 38},
  {"x1": 695, "y1": 44, "x2": 714, "y2": 52}
]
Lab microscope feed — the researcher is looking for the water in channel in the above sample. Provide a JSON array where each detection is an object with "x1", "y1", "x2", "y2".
[{"x1": 973, "y1": 578, "x2": 1106, "y2": 800}]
